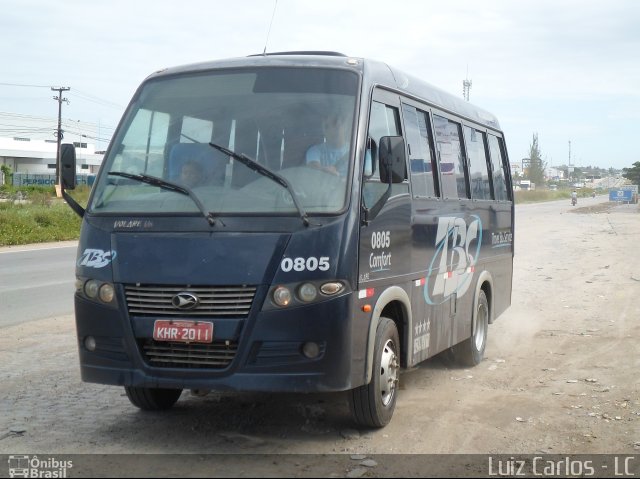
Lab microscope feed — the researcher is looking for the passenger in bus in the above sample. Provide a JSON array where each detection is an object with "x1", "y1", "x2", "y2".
[{"x1": 306, "y1": 112, "x2": 349, "y2": 176}]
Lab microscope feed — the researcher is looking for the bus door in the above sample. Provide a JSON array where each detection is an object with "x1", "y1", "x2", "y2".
[
  {"x1": 358, "y1": 92, "x2": 410, "y2": 288},
  {"x1": 356, "y1": 91, "x2": 414, "y2": 377}
]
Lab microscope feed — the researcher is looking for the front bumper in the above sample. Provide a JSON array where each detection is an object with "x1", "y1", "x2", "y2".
[{"x1": 74, "y1": 291, "x2": 363, "y2": 393}]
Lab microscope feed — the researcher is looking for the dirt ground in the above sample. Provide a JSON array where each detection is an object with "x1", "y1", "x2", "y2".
[{"x1": 1, "y1": 198, "x2": 639, "y2": 477}]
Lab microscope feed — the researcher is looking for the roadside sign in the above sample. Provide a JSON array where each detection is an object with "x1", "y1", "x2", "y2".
[{"x1": 609, "y1": 189, "x2": 634, "y2": 202}]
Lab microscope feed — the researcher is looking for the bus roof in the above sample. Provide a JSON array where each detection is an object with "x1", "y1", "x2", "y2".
[{"x1": 146, "y1": 51, "x2": 501, "y2": 131}]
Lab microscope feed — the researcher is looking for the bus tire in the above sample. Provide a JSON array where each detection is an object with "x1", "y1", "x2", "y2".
[
  {"x1": 124, "y1": 386, "x2": 182, "y2": 410},
  {"x1": 349, "y1": 317, "x2": 400, "y2": 428},
  {"x1": 452, "y1": 289, "x2": 488, "y2": 367}
]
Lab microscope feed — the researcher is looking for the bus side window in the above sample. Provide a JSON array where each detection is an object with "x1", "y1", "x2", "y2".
[
  {"x1": 363, "y1": 101, "x2": 403, "y2": 208},
  {"x1": 488, "y1": 135, "x2": 510, "y2": 201},
  {"x1": 464, "y1": 126, "x2": 491, "y2": 200},
  {"x1": 402, "y1": 104, "x2": 438, "y2": 198},
  {"x1": 433, "y1": 114, "x2": 467, "y2": 199}
]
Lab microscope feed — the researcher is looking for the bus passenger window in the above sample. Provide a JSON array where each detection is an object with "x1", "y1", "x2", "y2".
[
  {"x1": 433, "y1": 115, "x2": 467, "y2": 199},
  {"x1": 488, "y1": 135, "x2": 510, "y2": 201},
  {"x1": 464, "y1": 126, "x2": 491, "y2": 200},
  {"x1": 402, "y1": 104, "x2": 437, "y2": 198}
]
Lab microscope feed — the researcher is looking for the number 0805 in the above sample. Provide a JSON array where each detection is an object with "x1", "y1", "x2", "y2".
[{"x1": 280, "y1": 256, "x2": 330, "y2": 272}]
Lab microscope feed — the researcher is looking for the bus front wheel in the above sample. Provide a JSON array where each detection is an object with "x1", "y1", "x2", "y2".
[
  {"x1": 349, "y1": 317, "x2": 400, "y2": 428},
  {"x1": 124, "y1": 386, "x2": 183, "y2": 411}
]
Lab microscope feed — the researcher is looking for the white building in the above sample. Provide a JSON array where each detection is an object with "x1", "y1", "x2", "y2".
[
  {"x1": 545, "y1": 166, "x2": 564, "y2": 180},
  {"x1": 0, "y1": 112, "x2": 106, "y2": 176}
]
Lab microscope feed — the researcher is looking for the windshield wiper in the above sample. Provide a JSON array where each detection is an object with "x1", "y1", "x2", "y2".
[
  {"x1": 107, "y1": 171, "x2": 219, "y2": 227},
  {"x1": 208, "y1": 142, "x2": 311, "y2": 227}
]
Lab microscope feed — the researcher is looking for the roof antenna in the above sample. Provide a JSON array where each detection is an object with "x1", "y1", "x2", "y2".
[{"x1": 263, "y1": 0, "x2": 278, "y2": 55}]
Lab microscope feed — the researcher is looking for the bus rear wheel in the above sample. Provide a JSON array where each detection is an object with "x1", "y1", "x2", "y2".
[
  {"x1": 452, "y1": 289, "x2": 488, "y2": 367},
  {"x1": 124, "y1": 386, "x2": 183, "y2": 410},
  {"x1": 349, "y1": 317, "x2": 400, "y2": 428}
]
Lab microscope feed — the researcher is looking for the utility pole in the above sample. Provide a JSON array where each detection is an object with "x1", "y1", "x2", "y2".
[{"x1": 52, "y1": 86, "x2": 70, "y2": 193}]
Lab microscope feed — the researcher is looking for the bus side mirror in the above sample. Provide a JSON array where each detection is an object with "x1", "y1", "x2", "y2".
[
  {"x1": 379, "y1": 136, "x2": 406, "y2": 184},
  {"x1": 60, "y1": 143, "x2": 77, "y2": 190}
]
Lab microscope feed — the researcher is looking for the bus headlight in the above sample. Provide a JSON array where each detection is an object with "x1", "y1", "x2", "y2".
[
  {"x1": 99, "y1": 283, "x2": 115, "y2": 303},
  {"x1": 77, "y1": 277, "x2": 118, "y2": 307},
  {"x1": 264, "y1": 280, "x2": 348, "y2": 310},
  {"x1": 297, "y1": 283, "x2": 317, "y2": 302},
  {"x1": 273, "y1": 286, "x2": 292, "y2": 307},
  {"x1": 84, "y1": 279, "x2": 100, "y2": 299}
]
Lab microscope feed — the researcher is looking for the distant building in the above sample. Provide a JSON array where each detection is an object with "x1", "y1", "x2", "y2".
[
  {"x1": 0, "y1": 112, "x2": 106, "y2": 175},
  {"x1": 545, "y1": 167, "x2": 564, "y2": 180}
]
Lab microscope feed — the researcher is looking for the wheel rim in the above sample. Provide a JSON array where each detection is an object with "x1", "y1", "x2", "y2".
[
  {"x1": 379, "y1": 338, "x2": 399, "y2": 407},
  {"x1": 475, "y1": 302, "x2": 488, "y2": 351}
]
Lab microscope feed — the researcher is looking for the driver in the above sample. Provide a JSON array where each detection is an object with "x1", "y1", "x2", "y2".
[
  {"x1": 306, "y1": 111, "x2": 349, "y2": 176},
  {"x1": 179, "y1": 159, "x2": 206, "y2": 188}
]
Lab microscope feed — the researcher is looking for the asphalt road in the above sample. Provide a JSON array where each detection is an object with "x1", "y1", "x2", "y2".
[{"x1": 0, "y1": 242, "x2": 77, "y2": 327}]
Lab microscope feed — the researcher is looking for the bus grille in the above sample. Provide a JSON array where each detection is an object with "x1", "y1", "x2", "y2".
[
  {"x1": 124, "y1": 284, "x2": 256, "y2": 318},
  {"x1": 139, "y1": 339, "x2": 238, "y2": 369}
]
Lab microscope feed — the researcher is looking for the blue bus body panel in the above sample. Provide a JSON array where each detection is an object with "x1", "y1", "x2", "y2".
[
  {"x1": 75, "y1": 214, "x2": 366, "y2": 393},
  {"x1": 357, "y1": 193, "x2": 513, "y2": 368},
  {"x1": 111, "y1": 232, "x2": 287, "y2": 285}
]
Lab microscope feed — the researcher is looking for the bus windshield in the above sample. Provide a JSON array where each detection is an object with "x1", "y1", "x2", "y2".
[{"x1": 90, "y1": 67, "x2": 359, "y2": 216}]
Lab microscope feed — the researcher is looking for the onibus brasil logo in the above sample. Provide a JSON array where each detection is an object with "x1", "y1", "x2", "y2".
[{"x1": 7, "y1": 455, "x2": 73, "y2": 478}]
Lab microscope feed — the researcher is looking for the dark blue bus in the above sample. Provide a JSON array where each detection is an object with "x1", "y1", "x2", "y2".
[{"x1": 61, "y1": 52, "x2": 514, "y2": 427}]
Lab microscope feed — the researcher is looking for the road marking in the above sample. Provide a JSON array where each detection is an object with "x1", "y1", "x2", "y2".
[
  {"x1": 0, "y1": 243, "x2": 78, "y2": 255},
  {"x1": 0, "y1": 279, "x2": 75, "y2": 293}
]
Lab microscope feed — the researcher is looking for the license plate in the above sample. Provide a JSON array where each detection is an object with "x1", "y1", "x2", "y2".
[{"x1": 153, "y1": 320, "x2": 214, "y2": 344}]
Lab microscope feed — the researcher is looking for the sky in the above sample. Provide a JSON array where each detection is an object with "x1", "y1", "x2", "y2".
[{"x1": 1, "y1": 0, "x2": 638, "y2": 170}]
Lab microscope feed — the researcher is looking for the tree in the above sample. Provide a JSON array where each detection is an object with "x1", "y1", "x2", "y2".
[
  {"x1": 0, "y1": 164, "x2": 11, "y2": 186},
  {"x1": 622, "y1": 161, "x2": 640, "y2": 186},
  {"x1": 525, "y1": 133, "x2": 547, "y2": 187}
]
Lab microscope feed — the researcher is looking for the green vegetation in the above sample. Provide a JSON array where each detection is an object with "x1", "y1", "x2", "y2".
[
  {"x1": 524, "y1": 133, "x2": 547, "y2": 187},
  {"x1": 622, "y1": 161, "x2": 640, "y2": 186},
  {"x1": 0, "y1": 184, "x2": 603, "y2": 246},
  {"x1": 0, "y1": 185, "x2": 90, "y2": 246},
  {"x1": 1, "y1": 164, "x2": 12, "y2": 185},
  {"x1": 514, "y1": 187, "x2": 596, "y2": 204}
]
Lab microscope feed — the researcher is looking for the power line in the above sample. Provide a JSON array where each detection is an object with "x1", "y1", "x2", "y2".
[
  {"x1": 71, "y1": 89, "x2": 122, "y2": 109},
  {"x1": 1, "y1": 81, "x2": 123, "y2": 112},
  {"x1": 0, "y1": 82, "x2": 50, "y2": 88},
  {"x1": 0, "y1": 111, "x2": 59, "y2": 121}
]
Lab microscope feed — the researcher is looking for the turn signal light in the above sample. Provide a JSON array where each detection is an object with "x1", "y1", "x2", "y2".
[{"x1": 320, "y1": 282, "x2": 344, "y2": 295}]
